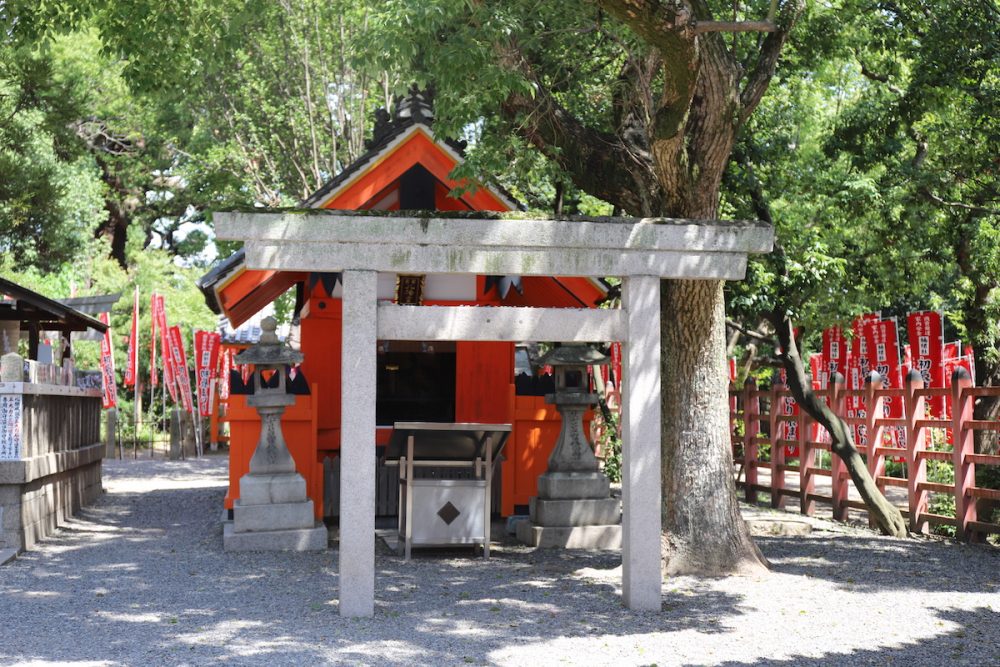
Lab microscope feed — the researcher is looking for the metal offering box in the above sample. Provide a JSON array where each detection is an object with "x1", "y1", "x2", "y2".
[{"x1": 386, "y1": 422, "x2": 510, "y2": 559}]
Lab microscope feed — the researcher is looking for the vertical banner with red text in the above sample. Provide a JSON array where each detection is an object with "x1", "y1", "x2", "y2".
[
  {"x1": 124, "y1": 286, "x2": 139, "y2": 387},
  {"x1": 98, "y1": 313, "x2": 118, "y2": 409},
  {"x1": 610, "y1": 342, "x2": 622, "y2": 390},
  {"x1": 218, "y1": 348, "x2": 232, "y2": 401},
  {"x1": 848, "y1": 313, "x2": 881, "y2": 446},
  {"x1": 149, "y1": 293, "x2": 158, "y2": 389},
  {"x1": 168, "y1": 326, "x2": 194, "y2": 413},
  {"x1": 777, "y1": 367, "x2": 799, "y2": 457},
  {"x1": 821, "y1": 326, "x2": 848, "y2": 389},
  {"x1": 864, "y1": 317, "x2": 905, "y2": 452},
  {"x1": 155, "y1": 295, "x2": 177, "y2": 403},
  {"x1": 907, "y1": 311, "x2": 945, "y2": 417}
]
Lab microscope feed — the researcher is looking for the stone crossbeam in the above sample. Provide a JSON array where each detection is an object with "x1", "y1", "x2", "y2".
[
  {"x1": 377, "y1": 305, "x2": 626, "y2": 342},
  {"x1": 215, "y1": 212, "x2": 773, "y2": 280}
]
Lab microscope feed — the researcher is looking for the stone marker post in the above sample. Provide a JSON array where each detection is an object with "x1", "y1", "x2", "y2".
[
  {"x1": 105, "y1": 408, "x2": 118, "y2": 459},
  {"x1": 168, "y1": 410, "x2": 183, "y2": 460}
]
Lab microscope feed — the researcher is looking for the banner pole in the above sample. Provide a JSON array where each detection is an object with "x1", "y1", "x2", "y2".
[
  {"x1": 192, "y1": 327, "x2": 204, "y2": 457},
  {"x1": 133, "y1": 377, "x2": 140, "y2": 459}
]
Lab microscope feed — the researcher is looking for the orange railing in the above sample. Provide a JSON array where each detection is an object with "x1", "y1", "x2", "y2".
[{"x1": 731, "y1": 370, "x2": 1000, "y2": 541}]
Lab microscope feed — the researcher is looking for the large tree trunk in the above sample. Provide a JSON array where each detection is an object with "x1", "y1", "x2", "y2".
[
  {"x1": 499, "y1": 0, "x2": 804, "y2": 577},
  {"x1": 660, "y1": 279, "x2": 768, "y2": 574}
]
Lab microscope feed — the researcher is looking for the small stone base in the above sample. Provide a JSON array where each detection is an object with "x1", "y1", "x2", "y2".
[
  {"x1": 233, "y1": 499, "x2": 315, "y2": 533},
  {"x1": 529, "y1": 497, "x2": 621, "y2": 526},
  {"x1": 223, "y1": 521, "x2": 328, "y2": 551},
  {"x1": 537, "y1": 472, "x2": 610, "y2": 499},
  {"x1": 516, "y1": 522, "x2": 621, "y2": 549},
  {"x1": 0, "y1": 548, "x2": 17, "y2": 565}
]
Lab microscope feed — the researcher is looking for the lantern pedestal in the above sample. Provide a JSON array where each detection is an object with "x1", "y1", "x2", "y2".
[
  {"x1": 516, "y1": 348, "x2": 622, "y2": 549},
  {"x1": 224, "y1": 404, "x2": 327, "y2": 552},
  {"x1": 223, "y1": 316, "x2": 327, "y2": 552}
]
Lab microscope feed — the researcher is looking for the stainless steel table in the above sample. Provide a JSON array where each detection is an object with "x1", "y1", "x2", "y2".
[{"x1": 386, "y1": 422, "x2": 511, "y2": 560}]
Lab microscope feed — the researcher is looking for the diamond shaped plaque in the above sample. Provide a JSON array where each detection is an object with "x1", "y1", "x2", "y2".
[{"x1": 437, "y1": 501, "x2": 461, "y2": 525}]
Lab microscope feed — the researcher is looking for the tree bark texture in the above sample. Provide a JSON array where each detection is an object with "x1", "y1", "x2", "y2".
[
  {"x1": 660, "y1": 279, "x2": 768, "y2": 574},
  {"x1": 772, "y1": 314, "x2": 908, "y2": 537}
]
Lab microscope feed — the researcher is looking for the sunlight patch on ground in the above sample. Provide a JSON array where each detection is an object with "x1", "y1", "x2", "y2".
[
  {"x1": 105, "y1": 478, "x2": 228, "y2": 493},
  {"x1": 329, "y1": 640, "x2": 427, "y2": 662},
  {"x1": 173, "y1": 619, "x2": 269, "y2": 648},
  {"x1": 94, "y1": 611, "x2": 164, "y2": 624},
  {"x1": 7, "y1": 662, "x2": 113, "y2": 667},
  {"x1": 415, "y1": 615, "x2": 495, "y2": 637}
]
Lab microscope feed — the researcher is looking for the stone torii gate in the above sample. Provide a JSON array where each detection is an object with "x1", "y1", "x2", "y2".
[{"x1": 215, "y1": 210, "x2": 773, "y2": 617}]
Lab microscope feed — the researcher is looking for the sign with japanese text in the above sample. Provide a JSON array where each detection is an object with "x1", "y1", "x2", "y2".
[
  {"x1": 194, "y1": 331, "x2": 221, "y2": 417},
  {"x1": 907, "y1": 310, "x2": 944, "y2": 417},
  {"x1": 0, "y1": 394, "x2": 22, "y2": 460}
]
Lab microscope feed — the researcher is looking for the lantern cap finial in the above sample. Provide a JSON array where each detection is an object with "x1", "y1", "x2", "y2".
[
  {"x1": 234, "y1": 316, "x2": 303, "y2": 366},
  {"x1": 538, "y1": 343, "x2": 608, "y2": 367}
]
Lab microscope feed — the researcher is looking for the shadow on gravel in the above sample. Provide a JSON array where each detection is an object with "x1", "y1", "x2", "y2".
[
  {"x1": 757, "y1": 534, "x2": 1000, "y2": 593},
  {"x1": 2, "y1": 463, "x2": 752, "y2": 666},
  {"x1": 700, "y1": 606, "x2": 1000, "y2": 667}
]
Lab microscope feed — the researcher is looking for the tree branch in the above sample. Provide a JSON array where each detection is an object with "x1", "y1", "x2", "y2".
[
  {"x1": 738, "y1": 0, "x2": 805, "y2": 125},
  {"x1": 694, "y1": 20, "x2": 776, "y2": 33},
  {"x1": 726, "y1": 318, "x2": 772, "y2": 343},
  {"x1": 920, "y1": 189, "x2": 1000, "y2": 215},
  {"x1": 856, "y1": 58, "x2": 903, "y2": 96},
  {"x1": 499, "y1": 41, "x2": 659, "y2": 215}
]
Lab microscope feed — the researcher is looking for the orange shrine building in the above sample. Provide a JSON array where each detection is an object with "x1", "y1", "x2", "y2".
[{"x1": 199, "y1": 92, "x2": 606, "y2": 520}]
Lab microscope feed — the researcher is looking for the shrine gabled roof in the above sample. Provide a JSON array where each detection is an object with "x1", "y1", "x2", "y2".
[
  {"x1": 200, "y1": 92, "x2": 613, "y2": 322},
  {"x1": 197, "y1": 246, "x2": 246, "y2": 311}
]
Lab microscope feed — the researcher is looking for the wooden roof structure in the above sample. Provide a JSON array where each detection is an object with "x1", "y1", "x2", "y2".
[
  {"x1": 0, "y1": 278, "x2": 107, "y2": 333},
  {"x1": 0, "y1": 277, "x2": 108, "y2": 359}
]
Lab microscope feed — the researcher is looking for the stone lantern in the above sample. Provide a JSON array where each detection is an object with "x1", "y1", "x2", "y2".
[
  {"x1": 539, "y1": 344, "x2": 608, "y2": 477},
  {"x1": 223, "y1": 316, "x2": 327, "y2": 551},
  {"x1": 516, "y1": 343, "x2": 622, "y2": 549}
]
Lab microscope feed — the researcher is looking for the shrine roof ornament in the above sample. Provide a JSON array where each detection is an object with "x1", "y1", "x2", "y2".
[{"x1": 299, "y1": 87, "x2": 518, "y2": 211}]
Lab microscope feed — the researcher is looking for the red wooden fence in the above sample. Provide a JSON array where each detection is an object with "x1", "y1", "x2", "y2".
[{"x1": 731, "y1": 369, "x2": 1000, "y2": 541}]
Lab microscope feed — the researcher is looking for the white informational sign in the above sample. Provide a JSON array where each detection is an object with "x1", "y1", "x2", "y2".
[{"x1": 0, "y1": 394, "x2": 23, "y2": 460}]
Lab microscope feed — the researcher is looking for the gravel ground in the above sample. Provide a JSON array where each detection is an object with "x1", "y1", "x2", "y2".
[{"x1": 1, "y1": 455, "x2": 999, "y2": 666}]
